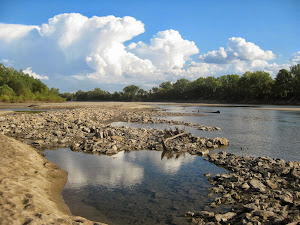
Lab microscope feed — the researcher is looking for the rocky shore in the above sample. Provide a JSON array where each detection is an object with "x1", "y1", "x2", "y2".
[
  {"x1": 186, "y1": 152, "x2": 300, "y2": 224},
  {"x1": 0, "y1": 103, "x2": 229, "y2": 224},
  {"x1": 1, "y1": 102, "x2": 299, "y2": 225},
  {"x1": 0, "y1": 107, "x2": 224, "y2": 155}
]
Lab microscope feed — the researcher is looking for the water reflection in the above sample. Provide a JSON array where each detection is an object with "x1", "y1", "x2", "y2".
[
  {"x1": 45, "y1": 148, "x2": 227, "y2": 225},
  {"x1": 46, "y1": 150, "x2": 144, "y2": 189}
]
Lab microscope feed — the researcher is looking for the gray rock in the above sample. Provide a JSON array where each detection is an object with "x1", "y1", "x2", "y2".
[
  {"x1": 265, "y1": 180, "x2": 278, "y2": 189},
  {"x1": 253, "y1": 210, "x2": 275, "y2": 219},
  {"x1": 279, "y1": 191, "x2": 293, "y2": 204},
  {"x1": 241, "y1": 182, "x2": 250, "y2": 190},
  {"x1": 249, "y1": 179, "x2": 267, "y2": 192},
  {"x1": 215, "y1": 212, "x2": 236, "y2": 222}
]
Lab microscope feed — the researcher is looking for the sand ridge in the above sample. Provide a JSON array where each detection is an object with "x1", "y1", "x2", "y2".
[{"x1": 0, "y1": 134, "x2": 104, "y2": 225}]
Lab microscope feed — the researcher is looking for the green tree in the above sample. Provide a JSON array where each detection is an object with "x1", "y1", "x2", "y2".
[
  {"x1": 123, "y1": 85, "x2": 140, "y2": 101},
  {"x1": 189, "y1": 77, "x2": 205, "y2": 99},
  {"x1": 273, "y1": 69, "x2": 293, "y2": 99},
  {"x1": 239, "y1": 71, "x2": 274, "y2": 100},
  {"x1": 203, "y1": 76, "x2": 221, "y2": 99},
  {"x1": 218, "y1": 74, "x2": 240, "y2": 100},
  {"x1": 173, "y1": 78, "x2": 191, "y2": 99},
  {"x1": 290, "y1": 64, "x2": 300, "y2": 99}
]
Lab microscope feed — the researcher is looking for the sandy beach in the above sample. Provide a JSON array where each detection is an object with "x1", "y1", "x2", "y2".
[{"x1": 0, "y1": 134, "x2": 105, "y2": 225}]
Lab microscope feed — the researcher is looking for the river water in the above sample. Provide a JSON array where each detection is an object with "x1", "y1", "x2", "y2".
[
  {"x1": 152, "y1": 104, "x2": 300, "y2": 162},
  {"x1": 44, "y1": 104, "x2": 300, "y2": 225}
]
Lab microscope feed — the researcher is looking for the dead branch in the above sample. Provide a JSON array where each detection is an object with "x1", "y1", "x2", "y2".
[{"x1": 161, "y1": 131, "x2": 186, "y2": 151}]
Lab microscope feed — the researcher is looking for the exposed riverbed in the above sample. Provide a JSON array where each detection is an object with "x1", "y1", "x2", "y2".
[{"x1": 1, "y1": 102, "x2": 299, "y2": 224}]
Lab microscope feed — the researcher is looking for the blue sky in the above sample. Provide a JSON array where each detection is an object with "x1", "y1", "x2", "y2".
[{"x1": 0, "y1": 0, "x2": 299, "y2": 92}]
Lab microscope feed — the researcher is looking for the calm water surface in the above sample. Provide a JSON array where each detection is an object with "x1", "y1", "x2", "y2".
[
  {"x1": 45, "y1": 149, "x2": 228, "y2": 225},
  {"x1": 45, "y1": 104, "x2": 300, "y2": 225},
  {"x1": 150, "y1": 105, "x2": 300, "y2": 161}
]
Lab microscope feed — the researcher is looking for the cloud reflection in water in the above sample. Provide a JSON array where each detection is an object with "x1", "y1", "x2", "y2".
[
  {"x1": 45, "y1": 149, "x2": 196, "y2": 189},
  {"x1": 46, "y1": 150, "x2": 144, "y2": 189}
]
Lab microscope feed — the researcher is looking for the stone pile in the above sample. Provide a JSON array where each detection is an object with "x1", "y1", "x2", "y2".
[
  {"x1": 124, "y1": 114, "x2": 221, "y2": 131},
  {"x1": 0, "y1": 107, "x2": 226, "y2": 154},
  {"x1": 186, "y1": 152, "x2": 300, "y2": 224},
  {"x1": 70, "y1": 125, "x2": 229, "y2": 155}
]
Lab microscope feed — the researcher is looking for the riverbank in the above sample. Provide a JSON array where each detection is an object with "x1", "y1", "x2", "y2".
[
  {"x1": 1, "y1": 101, "x2": 300, "y2": 111},
  {"x1": 0, "y1": 134, "x2": 104, "y2": 225},
  {"x1": 0, "y1": 101, "x2": 154, "y2": 110},
  {"x1": 0, "y1": 102, "x2": 228, "y2": 224},
  {"x1": 0, "y1": 102, "x2": 299, "y2": 225}
]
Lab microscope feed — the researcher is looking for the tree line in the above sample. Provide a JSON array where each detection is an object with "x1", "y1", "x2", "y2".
[
  {"x1": 0, "y1": 63, "x2": 65, "y2": 102},
  {"x1": 61, "y1": 64, "x2": 300, "y2": 104}
]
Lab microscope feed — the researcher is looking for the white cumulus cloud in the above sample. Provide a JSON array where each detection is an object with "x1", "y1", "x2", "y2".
[
  {"x1": 199, "y1": 37, "x2": 275, "y2": 63},
  {"x1": 291, "y1": 51, "x2": 300, "y2": 64},
  {"x1": 192, "y1": 37, "x2": 290, "y2": 78},
  {"x1": 0, "y1": 23, "x2": 39, "y2": 43},
  {"x1": 128, "y1": 29, "x2": 199, "y2": 71},
  {"x1": 23, "y1": 67, "x2": 49, "y2": 80},
  {"x1": 0, "y1": 13, "x2": 157, "y2": 87},
  {"x1": 0, "y1": 14, "x2": 297, "y2": 91}
]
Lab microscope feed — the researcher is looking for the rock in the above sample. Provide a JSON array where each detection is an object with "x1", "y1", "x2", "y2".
[
  {"x1": 111, "y1": 136, "x2": 123, "y2": 141},
  {"x1": 82, "y1": 127, "x2": 91, "y2": 133},
  {"x1": 287, "y1": 221, "x2": 300, "y2": 225},
  {"x1": 249, "y1": 179, "x2": 267, "y2": 192},
  {"x1": 200, "y1": 211, "x2": 214, "y2": 219},
  {"x1": 106, "y1": 145, "x2": 118, "y2": 155},
  {"x1": 241, "y1": 182, "x2": 250, "y2": 190},
  {"x1": 244, "y1": 203, "x2": 259, "y2": 211},
  {"x1": 185, "y1": 211, "x2": 194, "y2": 217},
  {"x1": 290, "y1": 168, "x2": 300, "y2": 180},
  {"x1": 279, "y1": 191, "x2": 293, "y2": 204},
  {"x1": 197, "y1": 149, "x2": 209, "y2": 156},
  {"x1": 265, "y1": 180, "x2": 278, "y2": 189},
  {"x1": 204, "y1": 173, "x2": 211, "y2": 177},
  {"x1": 253, "y1": 210, "x2": 275, "y2": 219},
  {"x1": 206, "y1": 141, "x2": 213, "y2": 148},
  {"x1": 96, "y1": 131, "x2": 104, "y2": 139},
  {"x1": 215, "y1": 212, "x2": 236, "y2": 222},
  {"x1": 208, "y1": 153, "x2": 219, "y2": 161}
]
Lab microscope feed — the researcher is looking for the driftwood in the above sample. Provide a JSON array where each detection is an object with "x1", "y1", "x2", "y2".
[{"x1": 161, "y1": 128, "x2": 186, "y2": 151}]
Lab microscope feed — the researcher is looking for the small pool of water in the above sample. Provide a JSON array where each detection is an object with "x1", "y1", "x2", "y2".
[{"x1": 44, "y1": 148, "x2": 228, "y2": 225}]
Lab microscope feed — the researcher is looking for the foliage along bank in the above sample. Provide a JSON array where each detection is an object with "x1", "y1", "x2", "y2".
[
  {"x1": 0, "y1": 64, "x2": 65, "y2": 102},
  {"x1": 61, "y1": 64, "x2": 300, "y2": 104}
]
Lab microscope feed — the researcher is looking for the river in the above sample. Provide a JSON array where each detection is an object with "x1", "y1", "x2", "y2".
[{"x1": 44, "y1": 104, "x2": 300, "y2": 225}]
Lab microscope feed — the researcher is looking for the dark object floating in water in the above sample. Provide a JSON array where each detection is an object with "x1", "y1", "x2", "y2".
[{"x1": 208, "y1": 110, "x2": 220, "y2": 113}]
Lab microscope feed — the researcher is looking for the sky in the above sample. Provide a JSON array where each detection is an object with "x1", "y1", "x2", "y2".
[{"x1": 0, "y1": 0, "x2": 299, "y2": 92}]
